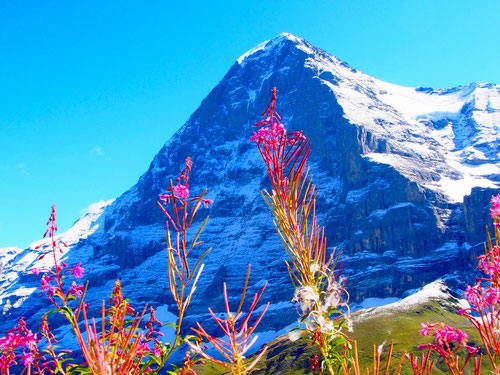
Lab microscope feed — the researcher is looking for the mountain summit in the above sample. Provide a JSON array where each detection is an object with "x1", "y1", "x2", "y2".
[{"x1": 1, "y1": 33, "x2": 499, "y2": 342}]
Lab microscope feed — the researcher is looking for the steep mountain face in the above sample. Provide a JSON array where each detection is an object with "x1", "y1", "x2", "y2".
[{"x1": 1, "y1": 33, "x2": 499, "y2": 341}]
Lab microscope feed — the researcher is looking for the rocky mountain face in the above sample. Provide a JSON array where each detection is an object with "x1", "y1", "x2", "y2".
[{"x1": 1, "y1": 33, "x2": 499, "y2": 344}]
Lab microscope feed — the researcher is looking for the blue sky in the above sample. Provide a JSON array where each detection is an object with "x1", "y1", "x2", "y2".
[{"x1": 1, "y1": 0, "x2": 499, "y2": 248}]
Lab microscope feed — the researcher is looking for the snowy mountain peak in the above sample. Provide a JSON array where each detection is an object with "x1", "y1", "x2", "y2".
[
  {"x1": 237, "y1": 32, "x2": 315, "y2": 66},
  {"x1": 353, "y1": 280, "x2": 469, "y2": 322},
  {"x1": 234, "y1": 33, "x2": 499, "y2": 203}
]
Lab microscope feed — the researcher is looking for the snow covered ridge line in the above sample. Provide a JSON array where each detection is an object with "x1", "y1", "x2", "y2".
[
  {"x1": 236, "y1": 33, "x2": 500, "y2": 203},
  {"x1": 352, "y1": 280, "x2": 468, "y2": 321},
  {"x1": 237, "y1": 32, "x2": 316, "y2": 66},
  {"x1": 0, "y1": 200, "x2": 112, "y2": 295},
  {"x1": 0, "y1": 199, "x2": 113, "y2": 251}
]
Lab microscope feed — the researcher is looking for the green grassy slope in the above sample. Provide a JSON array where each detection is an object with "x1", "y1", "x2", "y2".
[{"x1": 194, "y1": 280, "x2": 486, "y2": 374}]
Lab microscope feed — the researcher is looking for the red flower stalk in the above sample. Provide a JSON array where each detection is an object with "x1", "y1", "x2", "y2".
[
  {"x1": 252, "y1": 88, "x2": 350, "y2": 374},
  {"x1": 74, "y1": 285, "x2": 164, "y2": 375},
  {"x1": 32, "y1": 205, "x2": 86, "y2": 311},
  {"x1": 418, "y1": 323, "x2": 479, "y2": 374},
  {"x1": 157, "y1": 157, "x2": 213, "y2": 359},
  {"x1": 341, "y1": 340, "x2": 405, "y2": 375},
  {"x1": 309, "y1": 354, "x2": 322, "y2": 374},
  {"x1": 188, "y1": 265, "x2": 269, "y2": 375},
  {"x1": 404, "y1": 349, "x2": 434, "y2": 375},
  {"x1": 250, "y1": 87, "x2": 307, "y2": 204}
]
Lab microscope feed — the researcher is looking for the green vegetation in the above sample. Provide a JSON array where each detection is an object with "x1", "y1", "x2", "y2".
[{"x1": 195, "y1": 291, "x2": 484, "y2": 374}]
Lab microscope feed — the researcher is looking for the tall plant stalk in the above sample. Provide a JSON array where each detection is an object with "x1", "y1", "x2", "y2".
[{"x1": 251, "y1": 88, "x2": 351, "y2": 374}]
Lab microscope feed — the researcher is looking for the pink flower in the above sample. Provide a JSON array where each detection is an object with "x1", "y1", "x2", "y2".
[
  {"x1": 467, "y1": 345, "x2": 480, "y2": 354},
  {"x1": 486, "y1": 287, "x2": 500, "y2": 305},
  {"x1": 420, "y1": 322, "x2": 430, "y2": 336},
  {"x1": 491, "y1": 194, "x2": 500, "y2": 209},
  {"x1": 40, "y1": 275, "x2": 56, "y2": 295},
  {"x1": 159, "y1": 193, "x2": 171, "y2": 202},
  {"x1": 153, "y1": 347, "x2": 161, "y2": 357},
  {"x1": 70, "y1": 262, "x2": 84, "y2": 279},
  {"x1": 491, "y1": 207, "x2": 500, "y2": 221},
  {"x1": 69, "y1": 282, "x2": 84, "y2": 297},
  {"x1": 250, "y1": 126, "x2": 273, "y2": 145},
  {"x1": 31, "y1": 268, "x2": 40, "y2": 275},
  {"x1": 464, "y1": 285, "x2": 480, "y2": 307},
  {"x1": 491, "y1": 194, "x2": 500, "y2": 220},
  {"x1": 22, "y1": 352, "x2": 33, "y2": 367},
  {"x1": 455, "y1": 329, "x2": 468, "y2": 344},
  {"x1": 23, "y1": 332, "x2": 38, "y2": 351},
  {"x1": 173, "y1": 184, "x2": 189, "y2": 200}
]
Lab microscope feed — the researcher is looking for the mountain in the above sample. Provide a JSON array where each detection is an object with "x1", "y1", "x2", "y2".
[{"x1": 1, "y1": 33, "x2": 499, "y2": 347}]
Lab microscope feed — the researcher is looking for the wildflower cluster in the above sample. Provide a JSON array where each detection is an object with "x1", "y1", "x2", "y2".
[
  {"x1": 252, "y1": 88, "x2": 351, "y2": 374},
  {"x1": 0, "y1": 157, "x2": 268, "y2": 375},
  {"x1": 5, "y1": 86, "x2": 499, "y2": 375},
  {"x1": 0, "y1": 318, "x2": 39, "y2": 374},
  {"x1": 0, "y1": 316, "x2": 75, "y2": 375},
  {"x1": 72, "y1": 279, "x2": 167, "y2": 374},
  {"x1": 28, "y1": 205, "x2": 169, "y2": 374},
  {"x1": 418, "y1": 323, "x2": 478, "y2": 374}
]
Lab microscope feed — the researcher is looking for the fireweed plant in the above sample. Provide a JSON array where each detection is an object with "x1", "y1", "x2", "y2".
[
  {"x1": 2, "y1": 87, "x2": 499, "y2": 375},
  {"x1": 0, "y1": 157, "x2": 270, "y2": 374},
  {"x1": 1, "y1": 160, "x2": 217, "y2": 374},
  {"x1": 158, "y1": 160, "x2": 269, "y2": 374},
  {"x1": 157, "y1": 156, "x2": 214, "y2": 358},
  {"x1": 420, "y1": 192, "x2": 500, "y2": 374},
  {"x1": 0, "y1": 316, "x2": 63, "y2": 375},
  {"x1": 187, "y1": 265, "x2": 270, "y2": 375},
  {"x1": 414, "y1": 194, "x2": 500, "y2": 374},
  {"x1": 417, "y1": 323, "x2": 479, "y2": 374},
  {"x1": 29, "y1": 204, "x2": 167, "y2": 374},
  {"x1": 251, "y1": 88, "x2": 352, "y2": 374}
]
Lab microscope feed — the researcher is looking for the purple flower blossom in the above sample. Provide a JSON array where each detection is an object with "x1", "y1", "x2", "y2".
[
  {"x1": 40, "y1": 275, "x2": 56, "y2": 295},
  {"x1": 22, "y1": 352, "x2": 33, "y2": 367},
  {"x1": 486, "y1": 287, "x2": 500, "y2": 305},
  {"x1": 68, "y1": 282, "x2": 84, "y2": 297},
  {"x1": 491, "y1": 194, "x2": 500, "y2": 220},
  {"x1": 173, "y1": 184, "x2": 189, "y2": 200},
  {"x1": 70, "y1": 262, "x2": 84, "y2": 279},
  {"x1": 420, "y1": 322, "x2": 430, "y2": 336}
]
